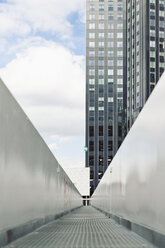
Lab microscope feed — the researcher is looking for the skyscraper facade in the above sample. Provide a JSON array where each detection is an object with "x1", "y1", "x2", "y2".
[
  {"x1": 127, "y1": 0, "x2": 165, "y2": 130},
  {"x1": 86, "y1": 0, "x2": 127, "y2": 195}
]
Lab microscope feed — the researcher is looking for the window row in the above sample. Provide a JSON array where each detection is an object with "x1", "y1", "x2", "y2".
[
  {"x1": 88, "y1": 78, "x2": 123, "y2": 85},
  {"x1": 89, "y1": 14, "x2": 123, "y2": 21},
  {"x1": 150, "y1": 30, "x2": 165, "y2": 38},
  {"x1": 88, "y1": 41, "x2": 123, "y2": 48},
  {"x1": 89, "y1": 32, "x2": 123, "y2": 39},
  {"x1": 88, "y1": 50, "x2": 123, "y2": 57},
  {"x1": 89, "y1": 60, "x2": 123, "y2": 66},
  {"x1": 88, "y1": 23, "x2": 123, "y2": 29},
  {"x1": 89, "y1": 4, "x2": 123, "y2": 12},
  {"x1": 89, "y1": 69, "x2": 123, "y2": 75}
]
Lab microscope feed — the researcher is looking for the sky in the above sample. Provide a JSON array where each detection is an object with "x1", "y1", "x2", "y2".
[{"x1": 0, "y1": 0, "x2": 86, "y2": 168}]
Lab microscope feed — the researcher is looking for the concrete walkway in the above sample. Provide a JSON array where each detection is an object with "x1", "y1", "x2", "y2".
[{"x1": 4, "y1": 207, "x2": 157, "y2": 248}]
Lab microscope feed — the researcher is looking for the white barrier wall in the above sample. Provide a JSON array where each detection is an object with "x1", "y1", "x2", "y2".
[
  {"x1": 91, "y1": 72, "x2": 165, "y2": 237},
  {"x1": 0, "y1": 78, "x2": 82, "y2": 234}
]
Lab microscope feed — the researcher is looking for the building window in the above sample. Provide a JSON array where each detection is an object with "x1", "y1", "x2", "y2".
[
  {"x1": 108, "y1": 23, "x2": 114, "y2": 29},
  {"x1": 99, "y1": 155, "x2": 103, "y2": 166},
  {"x1": 150, "y1": 61, "x2": 155, "y2": 68},
  {"x1": 89, "y1": 14, "x2": 95, "y2": 20},
  {"x1": 108, "y1": 60, "x2": 114, "y2": 66},
  {"x1": 99, "y1": 4, "x2": 104, "y2": 11},
  {"x1": 98, "y1": 60, "x2": 104, "y2": 66},
  {"x1": 89, "y1": 79, "x2": 95, "y2": 85},
  {"x1": 108, "y1": 41, "x2": 114, "y2": 47},
  {"x1": 98, "y1": 42, "x2": 104, "y2": 47},
  {"x1": 89, "y1": 23, "x2": 95, "y2": 29},
  {"x1": 150, "y1": 41, "x2": 155, "y2": 47},
  {"x1": 99, "y1": 69, "x2": 104, "y2": 75},
  {"x1": 108, "y1": 69, "x2": 114, "y2": 75},
  {"x1": 159, "y1": 31, "x2": 164, "y2": 38},
  {"x1": 108, "y1": 14, "x2": 114, "y2": 20},
  {"x1": 89, "y1": 60, "x2": 95, "y2": 66},
  {"x1": 150, "y1": 30, "x2": 155, "y2": 37},
  {"x1": 117, "y1": 78, "x2": 123, "y2": 84},
  {"x1": 117, "y1": 50, "x2": 123, "y2": 56},
  {"x1": 89, "y1": 41, "x2": 95, "y2": 47},
  {"x1": 117, "y1": 41, "x2": 123, "y2": 47},
  {"x1": 99, "y1": 140, "x2": 104, "y2": 151},
  {"x1": 89, "y1": 51, "x2": 95, "y2": 57},
  {"x1": 117, "y1": 87, "x2": 123, "y2": 93},
  {"x1": 99, "y1": 23, "x2": 104, "y2": 29},
  {"x1": 89, "y1": 5, "x2": 95, "y2": 11},
  {"x1": 118, "y1": 6, "x2": 123, "y2": 11},
  {"x1": 89, "y1": 141, "x2": 94, "y2": 151},
  {"x1": 89, "y1": 33, "x2": 95, "y2": 38},
  {"x1": 99, "y1": 107, "x2": 104, "y2": 111},
  {"x1": 159, "y1": 21, "x2": 165, "y2": 28},
  {"x1": 108, "y1": 97, "x2": 113, "y2": 102},
  {"x1": 117, "y1": 60, "x2": 123, "y2": 66},
  {"x1": 108, "y1": 141, "x2": 113, "y2": 151},
  {"x1": 89, "y1": 156, "x2": 94, "y2": 166},
  {"x1": 98, "y1": 32, "x2": 104, "y2": 38},
  {"x1": 89, "y1": 69, "x2": 95, "y2": 75},
  {"x1": 150, "y1": 19, "x2": 155, "y2": 26},
  {"x1": 108, "y1": 51, "x2": 114, "y2": 57},
  {"x1": 117, "y1": 32, "x2": 123, "y2": 38},
  {"x1": 118, "y1": 14, "x2": 123, "y2": 20},
  {"x1": 117, "y1": 69, "x2": 123, "y2": 75},
  {"x1": 98, "y1": 79, "x2": 104, "y2": 84},
  {"x1": 117, "y1": 23, "x2": 123, "y2": 29},
  {"x1": 108, "y1": 126, "x2": 113, "y2": 136},
  {"x1": 108, "y1": 5, "x2": 113, "y2": 11},
  {"x1": 108, "y1": 33, "x2": 114, "y2": 38},
  {"x1": 98, "y1": 51, "x2": 104, "y2": 57},
  {"x1": 99, "y1": 14, "x2": 104, "y2": 20}
]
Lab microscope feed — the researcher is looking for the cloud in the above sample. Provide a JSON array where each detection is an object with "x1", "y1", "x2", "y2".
[
  {"x1": 0, "y1": 0, "x2": 85, "y2": 39},
  {"x1": 0, "y1": 40, "x2": 85, "y2": 139},
  {"x1": 0, "y1": 0, "x2": 86, "y2": 168}
]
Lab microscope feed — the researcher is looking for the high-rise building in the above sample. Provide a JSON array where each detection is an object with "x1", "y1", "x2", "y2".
[
  {"x1": 85, "y1": 0, "x2": 127, "y2": 195},
  {"x1": 127, "y1": 0, "x2": 165, "y2": 130}
]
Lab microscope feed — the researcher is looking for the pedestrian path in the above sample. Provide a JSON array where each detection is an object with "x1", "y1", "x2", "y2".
[{"x1": 4, "y1": 206, "x2": 157, "y2": 248}]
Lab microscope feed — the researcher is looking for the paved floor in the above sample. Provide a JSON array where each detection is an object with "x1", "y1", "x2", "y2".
[{"x1": 4, "y1": 207, "x2": 157, "y2": 248}]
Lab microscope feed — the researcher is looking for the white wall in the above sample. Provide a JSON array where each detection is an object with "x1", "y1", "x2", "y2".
[
  {"x1": 0, "y1": 78, "x2": 82, "y2": 232},
  {"x1": 91, "y1": 72, "x2": 165, "y2": 235}
]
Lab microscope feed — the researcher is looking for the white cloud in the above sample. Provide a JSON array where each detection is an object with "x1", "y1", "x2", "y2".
[
  {"x1": 0, "y1": 38, "x2": 6, "y2": 52},
  {"x1": 0, "y1": 40, "x2": 85, "y2": 139},
  {"x1": 0, "y1": 0, "x2": 86, "y2": 168},
  {"x1": 0, "y1": 0, "x2": 85, "y2": 39}
]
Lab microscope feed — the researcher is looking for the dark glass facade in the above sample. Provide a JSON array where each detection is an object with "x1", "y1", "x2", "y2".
[
  {"x1": 86, "y1": 0, "x2": 127, "y2": 196},
  {"x1": 127, "y1": 0, "x2": 165, "y2": 130}
]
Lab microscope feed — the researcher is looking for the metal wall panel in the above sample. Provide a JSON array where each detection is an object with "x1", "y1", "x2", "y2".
[
  {"x1": 0, "y1": 78, "x2": 82, "y2": 232},
  {"x1": 91, "y1": 72, "x2": 165, "y2": 235}
]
